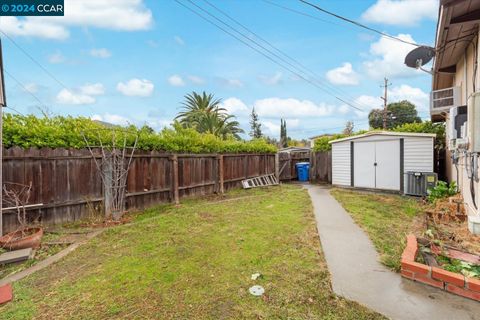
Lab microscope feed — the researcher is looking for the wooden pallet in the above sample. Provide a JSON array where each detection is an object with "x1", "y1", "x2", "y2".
[{"x1": 242, "y1": 174, "x2": 279, "y2": 189}]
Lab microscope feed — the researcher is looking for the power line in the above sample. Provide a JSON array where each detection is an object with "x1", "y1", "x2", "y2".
[
  {"x1": 0, "y1": 30, "x2": 70, "y2": 90},
  {"x1": 4, "y1": 69, "x2": 46, "y2": 107},
  {"x1": 4, "y1": 105, "x2": 26, "y2": 116},
  {"x1": 261, "y1": 0, "x2": 343, "y2": 27},
  {"x1": 200, "y1": 0, "x2": 373, "y2": 111},
  {"x1": 176, "y1": 0, "x2": 364, "y2": 112},
  {"x1": 298, "y1": 0, "x2": 422, "y2": 47}
]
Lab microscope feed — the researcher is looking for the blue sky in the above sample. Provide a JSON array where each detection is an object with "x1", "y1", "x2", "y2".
[{"x1": 1, "y1": 0, "x2": 438, "y2": 139}]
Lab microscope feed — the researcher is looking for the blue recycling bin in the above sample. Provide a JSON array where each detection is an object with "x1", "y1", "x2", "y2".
[{"x1": 296, "y1": 162, "x2": 310, "y2": 182}]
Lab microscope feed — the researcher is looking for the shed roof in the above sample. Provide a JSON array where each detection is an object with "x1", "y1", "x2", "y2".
[
  {"x1": 279, "y1": 146, "x2": 311, "y2": 153},
  {"x1": 328, "y1": 131, "x2": 436, "y2": 144}
]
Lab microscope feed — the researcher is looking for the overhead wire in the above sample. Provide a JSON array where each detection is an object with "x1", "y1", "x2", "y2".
[
  {"x1": 0, "y1": 30, "x2": 70, "y2": 90},
  {"x1": 4, "y1": 69, "x2": 46, "y2": 108},
  {"x1": 273, "y1": 109, "x2": 431, "y2": 135},
  {"x1": 177, "y1": 0, "x2": 367, "y2": 112},
  {"x1": 200, "y1": 0, "x2": 374, "y2": 110},
  {"x1": 261, "y1": 0, "x2": 345, "y2": 27},
  {"x1": 297, "y1": 0, "x2": 422, "y2": 47}
]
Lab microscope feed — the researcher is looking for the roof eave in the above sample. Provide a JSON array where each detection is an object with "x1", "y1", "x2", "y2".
[{"x1": 329, "y1": 131, "x2": 437, "y2": 144}]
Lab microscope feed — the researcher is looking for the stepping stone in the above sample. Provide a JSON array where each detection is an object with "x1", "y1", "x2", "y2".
[
  {"x1": 0, "y1": 283, "x2": 12, "y2": 305},
  {"x1": 0, "y1": 248, "x2": 33, "y2": 265}
]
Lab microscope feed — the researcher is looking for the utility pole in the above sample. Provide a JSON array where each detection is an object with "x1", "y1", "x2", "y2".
[
  {"x1": 0, "y1": 39, "x2": 6, "y2": 236},
  {"x1": 380, "y1": 77, "x2": 391, "y2": 130}
]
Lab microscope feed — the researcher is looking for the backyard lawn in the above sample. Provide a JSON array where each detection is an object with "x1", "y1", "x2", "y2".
[
  {"x1": 331, "y1": 188, "x2": 422, "y2": 271},
  {"x1": 0, "y1": 185, "x2": 382, "y2": 319}
]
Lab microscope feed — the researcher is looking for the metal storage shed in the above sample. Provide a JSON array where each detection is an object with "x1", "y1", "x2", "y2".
[{"x1": 329, "y1": 131, "x2": 436, "y2": 192}]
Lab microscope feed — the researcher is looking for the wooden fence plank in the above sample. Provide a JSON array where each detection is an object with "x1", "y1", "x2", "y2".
[{"x1": 1, "y1": 149, "x2": 275, "y2": 233}]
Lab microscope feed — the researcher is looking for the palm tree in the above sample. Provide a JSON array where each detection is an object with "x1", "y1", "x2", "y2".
[
  {"x1": 175, "y1": 91, "x2": 224, "y2": 124},
  {"x1": 175, "y1": 91, "x2": 244, "y2": 139}
]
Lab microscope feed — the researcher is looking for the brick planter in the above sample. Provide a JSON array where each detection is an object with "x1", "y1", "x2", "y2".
[{"x1": 401, "y1": 234, "x2": 480, "y2": 301}]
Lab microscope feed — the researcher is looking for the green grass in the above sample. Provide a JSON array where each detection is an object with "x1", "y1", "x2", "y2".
[
  {"x1": 331, "y1": 188, "x2": 421, "y2": 271},
  {"x1": 0, "y1": 185, "x2": 383, "y2": 320}
]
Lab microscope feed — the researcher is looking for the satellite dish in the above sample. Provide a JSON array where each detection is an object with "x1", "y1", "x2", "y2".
[{"x1": 404, "y1": 46, "x2": 435, "y2": 69}]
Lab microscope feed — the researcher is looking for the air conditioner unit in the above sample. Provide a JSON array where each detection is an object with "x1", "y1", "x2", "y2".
[
  {"x1": 468, "y1": 91, "x2": 480, "y2": 152},
  {"x1": 404, "y1": 172, "x2": 438, "y2": 196},
  {"x1": 430, "y1": 86, "x2": 460, "y2": 114}
]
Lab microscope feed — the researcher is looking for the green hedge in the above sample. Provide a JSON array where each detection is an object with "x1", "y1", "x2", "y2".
[
  {"x1": 3, "y1": 114, "x2": 277, "y2": 153},
  {"x1": 312, "y1": 121, "x2": 444, "y2": 152},
  {"x1": 312, "y1": 134, "x2": 346, "y2": 152},
  {"x1": 393, "y1": 121, "x2": 445, "y2": 149}
]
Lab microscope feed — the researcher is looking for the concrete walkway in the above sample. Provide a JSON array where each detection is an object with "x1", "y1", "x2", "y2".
[{"x1": 306, "y1": 184, "x2": 480, "y2": 320}]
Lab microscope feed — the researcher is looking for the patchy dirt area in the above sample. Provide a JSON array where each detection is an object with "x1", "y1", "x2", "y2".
[{"x1": 414, "y1": 195, "x2": 480, "y2": 255}]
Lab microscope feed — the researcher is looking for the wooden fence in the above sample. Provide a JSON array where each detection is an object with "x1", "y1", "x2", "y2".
[
  {"x1": 1, "y1": 148, "x2": 276, "y2": 233},
  {"x1": 277, "y1": 150, "x2": 331, "y2": 183},
  {"x1": 309, "y1": 151, "x2": 332, "y2": 183},
  {"x1": 278, "y1": 151, "x2": 310, "y2": 180}
]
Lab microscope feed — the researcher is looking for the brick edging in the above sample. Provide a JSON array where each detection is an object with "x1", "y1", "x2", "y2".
[
  {"x1": 0, "y1": 283, "x2": 12, "y2": 305},
  {"x1": 401, "y1": 234, "x2": 480, "y2": 301}
]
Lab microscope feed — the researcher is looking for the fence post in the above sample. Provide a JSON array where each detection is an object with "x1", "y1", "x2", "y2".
[
  {"x1": 275, "y1": 153, "x2": 279, "y2": 181},
  {"x1": 310, "y1": 151, "x2": 315, "y2": 182},
  {"x1": 218, "y1": 154, "x2": 224, "y2": 194},
  {"x1": 171, "y1": 154, "x2": 179, "y2": 205},
  {"x1": 328, "y1": 151, "x2": 332, "y2": 183},
  {"x1": 244, "y1": 155, "x2": 248, "y2": 179},
  {"x1": 103, "y1": 157, "x2": 113, "y2": 218}
]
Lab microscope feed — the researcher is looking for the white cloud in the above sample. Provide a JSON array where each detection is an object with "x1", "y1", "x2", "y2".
[
  {"x1": 345, "y1": 85, "x2": 429, "y2": 118},
  {"x1": 146, "y1": 40, "x2": 159, "y2": 47},
  {"x1": 91, "y1": 113, "x2": 131, "y2": 126},
  {"x1": 338, "y1": 104, "x2": 350, "y2": 114},
  {"x1": 0, "y1": 17, "x2": 69, "y2": 40},
  {"x1": 144, "y1": 119, "x2": 171, "y2": 131},
  {"x1": 167, "y1": 75, "x2": 185, "y2": 87},
  {"x1": 80, "y1": 83, "x2": 105, "y2": 96},
  {"x1": 254, "y1": 98, "x2": 335, "y2": 118},
  {"x1": 262, "y1": 121, "x2": 280, "y2": 136},
  {"x1": 362, "y1": 0, "x2": 438, "y2": 26},
  {"x1": 56, "y1": 82, "x2": 105, "y2": 105},
  {"x1": 258, "y1": 72, "x2": 282, "y2": 85},
  {"x1": 1, "y1": 0, "x2": 153, "y2": 40},
  {"x1": 362, "y1": 34, "x2": 422, "y2": 79},
  {"x1": 23, "y1": 83, "x2": 38, "y2": 94},
  {"x1": 117, "y1": 78, "x2": 154, "y2": 97},
  {"x1": 350, "y1": 95, "x2": 383, "y2": 118},
  {"x1": 262, "y1": 119, "x2": 300, "y2": 136},
  {"x1": 187, "y1": 75, "x2": 206, "y2": 85},
  {"x1": 57, "y1": 89, "x2": 95, "y2": 105},
  {"x1": 92, "y1": 113, "x2": 171, "y2": 130},
  {"x1": 217, "y1": 77, "x2": 244, "y2": 88},
  {"x1": 174, "y1": 36, "x2": 185, "y2": 46},
  {"x1": 221, "y1": 97, "x2": 249, "y2": 115},
  {"x1": 48, "y1": 51, "x2": 65, "y2": 64},
  {"x1": 326, "y1": 63, "x2": 359, "y2": 85},
  {"x1": 388, "y1": 84, "x2": 429, "y2": 112},
  {"x1": 89, "y1": 48, "x2": 111, "y2": 58}
]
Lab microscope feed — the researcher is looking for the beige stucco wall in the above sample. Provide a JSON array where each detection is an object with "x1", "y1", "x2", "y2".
[{"x1": 447, "y1": 36, "x2": 480, "y2": 216}]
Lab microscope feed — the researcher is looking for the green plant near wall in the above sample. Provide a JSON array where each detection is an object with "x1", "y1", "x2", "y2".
[
  {"x1": 312, "y1": 134, "x2": 346, "y2": 152},
  {"x1": 394, "y1": 121, "x2": 446, "y2": 150},
  {"x1": 427, "y1": 181, "x2": 457, "y2": 202},
  {"x1": 3, "y1": 114, "x2": 277, "y2": 153}
]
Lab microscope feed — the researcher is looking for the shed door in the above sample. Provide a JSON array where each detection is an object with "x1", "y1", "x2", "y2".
[
  {"x1": 353, "y1": 139, "x2": 400, "y2": 190},
  {"x1": 353, "y1": 141, "x2": 376, "y2": 188},
  {"x1": 375, "y1": 140, "x2": 400, "y2": 190}
]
